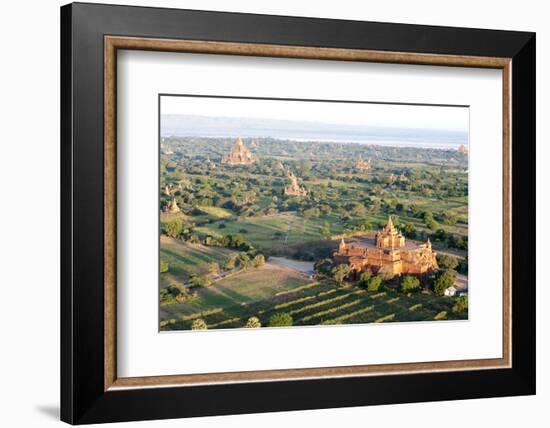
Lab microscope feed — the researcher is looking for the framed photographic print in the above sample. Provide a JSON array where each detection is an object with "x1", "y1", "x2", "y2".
[{"x1": 61, "y1": 2, "x2": 536, "y2": 424}]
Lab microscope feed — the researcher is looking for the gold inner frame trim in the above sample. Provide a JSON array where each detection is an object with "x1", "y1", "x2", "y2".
[{"x1": 104, "y1": 35, "x2": 512, "y2": 391}]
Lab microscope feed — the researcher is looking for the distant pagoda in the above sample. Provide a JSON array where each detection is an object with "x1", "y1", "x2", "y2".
[
  {"x1": 164, "y1": 198, "x2": 180, "y2": 214},
  {"x1": 458, "y1": 144, "x2": 469, "y2": 156},
  {"x1": 221, "y1": 137, "x2": 256, "y2": 165},
  {"x1": 284, "y1": 171, "x2": 307, "y2": 197},
  {"x1": 161, "y1": 143, "x2": 174, "y2": 155},
  {"x1": 355, "y1": 155, "x2": 371, "y2": 171}
]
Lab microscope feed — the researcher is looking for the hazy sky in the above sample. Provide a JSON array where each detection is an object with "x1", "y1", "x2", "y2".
[{"x1": 161, "y1": 95, "x2": 469, "y2": 133}]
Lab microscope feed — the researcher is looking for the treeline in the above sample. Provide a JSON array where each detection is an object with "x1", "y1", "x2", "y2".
[{"x1": 314, "y1": 254, "x2": 467, "y2": 301}]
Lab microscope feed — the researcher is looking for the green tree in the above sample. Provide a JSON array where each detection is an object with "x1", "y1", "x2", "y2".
[
  {"x1": 207, "y1": 262, "x2": 220, "y2": 275},
  {"x1": 452, "y1": 296, "x2": 468, "y2": 313},
  {"x1": 160, "y1": 259, "x2": 169, "y2": 273},
  {"x1": 191, "y1": 319, "x2": 207, "y2": 330},
  {"x1": 298, "y1": 159, "x2": 312, "y2": 176},
  {"x1": 358, "y1": 219, "x2": 373, "y2": 231},
  {"x1": 367, "y1": 275, "x2": 382, "y2": 292},
  {"x1": 437, "y1": 254, "x2": 459, "y2": 270},
  {"x1": 160, "y1": 282, "x2": 193, "y2": 305},
  {"x1": 426, "y1": 219, "x2": 439, "y2": 230},
  {"x1": 190, "y1": 275, "x2": 212, "y2": 288},
  {"x1": 346, "y1": 202, "x2": 367, "y2": 216},
  {"x1": 322, "y1": 222, "x2": 331, "y2": 240},
  {"x1": 237, "y1": 252, "x2": 252, "y2": 268},
  {"x1": 245, "y1": 316, "x2": 262, "y2": 328},
  {"x1": 303, "y1": 207, "x2": 321, "y2": 218},
  {"x1": 314, "y1": 258, "x2": 334, "y2": 275},
  {"x1": 331, "y1": 264, "x2": 351, "y2": 285},
  {"x1": 268, "y1": 313, "x2": 293, "y2": 327},
  {"x1": 442, "y1": 212, "x2": 458, "y2": 225},
  {"x1": 358, "y1": 271, "x2": 373, "y2": 287},
  {"x1": 402, "y1": 223, "x2": 416, "y2": 238},
  {"x1": 164, "y1": 218, "x2": 184, "y2": 238},
  {"x1": 433, "y1": 269, "x2": 458, "y2": 296},
  {"x1": 401, "y1": 275, "x2": 420, "y2": 293},
  {"x1": 223, "y1": 254, "x2": 238, "y2": 270}
]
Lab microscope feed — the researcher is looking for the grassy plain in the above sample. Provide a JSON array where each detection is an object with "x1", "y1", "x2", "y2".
[{"x1": 160, "y1": 236, "x2": 234, "y2": 283}]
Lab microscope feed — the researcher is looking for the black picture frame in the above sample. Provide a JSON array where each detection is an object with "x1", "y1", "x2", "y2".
[{"x1": 61, "y1": 2, "x2": 535, "y2": 424}]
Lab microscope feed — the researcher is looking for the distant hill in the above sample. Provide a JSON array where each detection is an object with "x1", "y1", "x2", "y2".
[{"x1": 161, "y1": 114, "x2": 468, "y2": 148}]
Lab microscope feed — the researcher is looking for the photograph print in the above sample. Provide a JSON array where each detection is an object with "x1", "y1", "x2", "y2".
[{"x1": 159, "y1": 95, "x2": 469, "y2": 331}]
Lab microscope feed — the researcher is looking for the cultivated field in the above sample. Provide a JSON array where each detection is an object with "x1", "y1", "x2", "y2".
[{"x1": 160, "y1": 263, "x2": 467, "y2": 331}]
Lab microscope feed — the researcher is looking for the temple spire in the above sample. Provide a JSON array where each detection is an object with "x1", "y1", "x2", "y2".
[
  {"x1": 339, "y1": 237, "x2": 346, "y2": 250},
  {"x1": 386, "y1": 215, "x2": 395, "y2": 231}
]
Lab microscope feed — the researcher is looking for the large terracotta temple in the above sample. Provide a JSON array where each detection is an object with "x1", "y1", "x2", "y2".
[
  {"x1": 221, "y1": 137, "x2": 256, "y2": 165},
  {"x1": 333, "y1": 216, "x2": 439, "y2": 276}
]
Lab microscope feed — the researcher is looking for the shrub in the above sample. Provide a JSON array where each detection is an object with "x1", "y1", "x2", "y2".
[
  {"x1": 452, "y1": 296, "x2": 468, "y2": 313},
  {"x1": 191, "y1": 319, "x2": 207, "y2": 330},
  {"x1": 401, "y1": 275, "x2": 420, "y2": 293},
  {"x1": 314, "y1": 258, "x2": 334, "y2": 275},
  {"x1": 245, "y1": 317, "x2": 262, "y2": 328},
  {"x1": 358, "y1": 271, "x2": 373, "y2": 287},
  {"x1": 164, "y1": 218, "x2": 184, "y2": 238},
  {"x1": 223, "y1": 255, "x2": 238, "y2": 270},
  {"x1": 367, "y1": 275, "x2": 382, "y2": 292},
  {"x1": 402, "y1": 223, "x2": 416, "y2": 238},
  {"x1": 268, "y1": 313, "x2": 293, "y2": 327},
  {"x1": 160, "y1": 283, "x2": 194, "y2": 305},
  {"x1": 190, "y1": 275, "x2": 212, "y2": 288},
  {"x1": 207, "y1": 262, "x2": 220, "y2": 275},
  {"x1": 303, "y1": 207, "x2": 321, "y2": 218},
  {"x1": 426, "y1": 219, "x2": 439, "y2": 230},
  {"x1": 159, "y1": 259, "x2": 169, "y2": 273},
  {"x1": 434, "y1": 311, "x2": 447, "y2": 320}
]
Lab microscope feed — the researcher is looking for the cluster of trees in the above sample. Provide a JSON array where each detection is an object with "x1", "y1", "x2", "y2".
[
  {"x1": 223, "y1": 252, "x2": 265, "y2": 270},
  {"x1": 437, "y1": 254, "x2": 467, "y2": 274},
  {"x1": 190, "y1": 316, "x2": 263, "y2": 330},
  {"x1": 315, "y1": 254, "x2": 464, "y2": 298},
  {"x1": 160, "y1": 283, "x2": 196, "y2": 305},
  {"x1": 162, "y1": 147, "x2": 467, "y2": 228},
  {"x1": 433, "y1": 269, "x2": 458, "y2": 296},
  {"x1": 316, "y1": 258, "x2": 424, "y2": 295},
  {"x1": 431, "y1": 228, "x2": 468, "y2": 251},
  {"x1": 358, "y1": 271, "x2": 383, "y2": 291}
]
